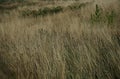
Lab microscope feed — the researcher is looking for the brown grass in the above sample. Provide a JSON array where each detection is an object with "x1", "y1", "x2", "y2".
[{"x1": 0, "y1": 0, "x2": 120, "y2": 79}]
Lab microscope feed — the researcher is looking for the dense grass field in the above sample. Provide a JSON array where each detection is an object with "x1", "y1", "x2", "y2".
[{"x1": 0, "y1": 0, "x2": 120, "y2": 79}]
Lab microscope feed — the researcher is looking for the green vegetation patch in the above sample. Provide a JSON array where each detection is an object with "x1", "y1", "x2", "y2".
[
  {"x1": 0, "y1": 0, "x2": 25, "y2": 3},
  {"x1": 21, "y1": 6, "x2": 63, "y2": 17},
  {"x1": 90, "y1": 4, "x2": 117, "y2": 25},
  {"x1": 21, "y1": 2, "x2": 92, "y2": 17}
]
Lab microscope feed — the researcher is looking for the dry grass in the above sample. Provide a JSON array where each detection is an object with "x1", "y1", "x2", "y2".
[{"x1": 0, "y1": 0, "x2": 120, "y2": 79}]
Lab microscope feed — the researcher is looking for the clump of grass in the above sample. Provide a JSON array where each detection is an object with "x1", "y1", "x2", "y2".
[
  {"x1": 21, "y1": 9, "x2": 33, "y2": 17},
  {"x1": 106, "y1": 10, "x2": 116, "y2": 24},
  {"x1": 21, "y1": 1, "x2": 93, "y2": 17},
  {"x1": 91, "y1": 4, "x2": 103, "y2": 23},
  {"x1": 90, "y1": 4, "x2": 117, "y2": 25},
  {"x1": 68, "y1": 2, "x2": 89, "y2": 10},
  {"x1": 21, "y1": 6, "x2": 63, "y2": 17}
]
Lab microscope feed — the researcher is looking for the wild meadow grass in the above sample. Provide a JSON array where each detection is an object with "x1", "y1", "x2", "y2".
[{"x1": 0, "y1": 0, "x2": 120, "y2": 79}]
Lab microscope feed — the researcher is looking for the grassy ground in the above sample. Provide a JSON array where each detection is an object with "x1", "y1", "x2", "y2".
[{"x1": 0, "y1": 0, "x2": 120, "y2": 79}]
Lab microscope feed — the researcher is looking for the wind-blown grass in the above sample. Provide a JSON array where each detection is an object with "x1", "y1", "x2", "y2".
[{"x1": 0, "y1": 0, "x2": 120, "y2": 79}]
